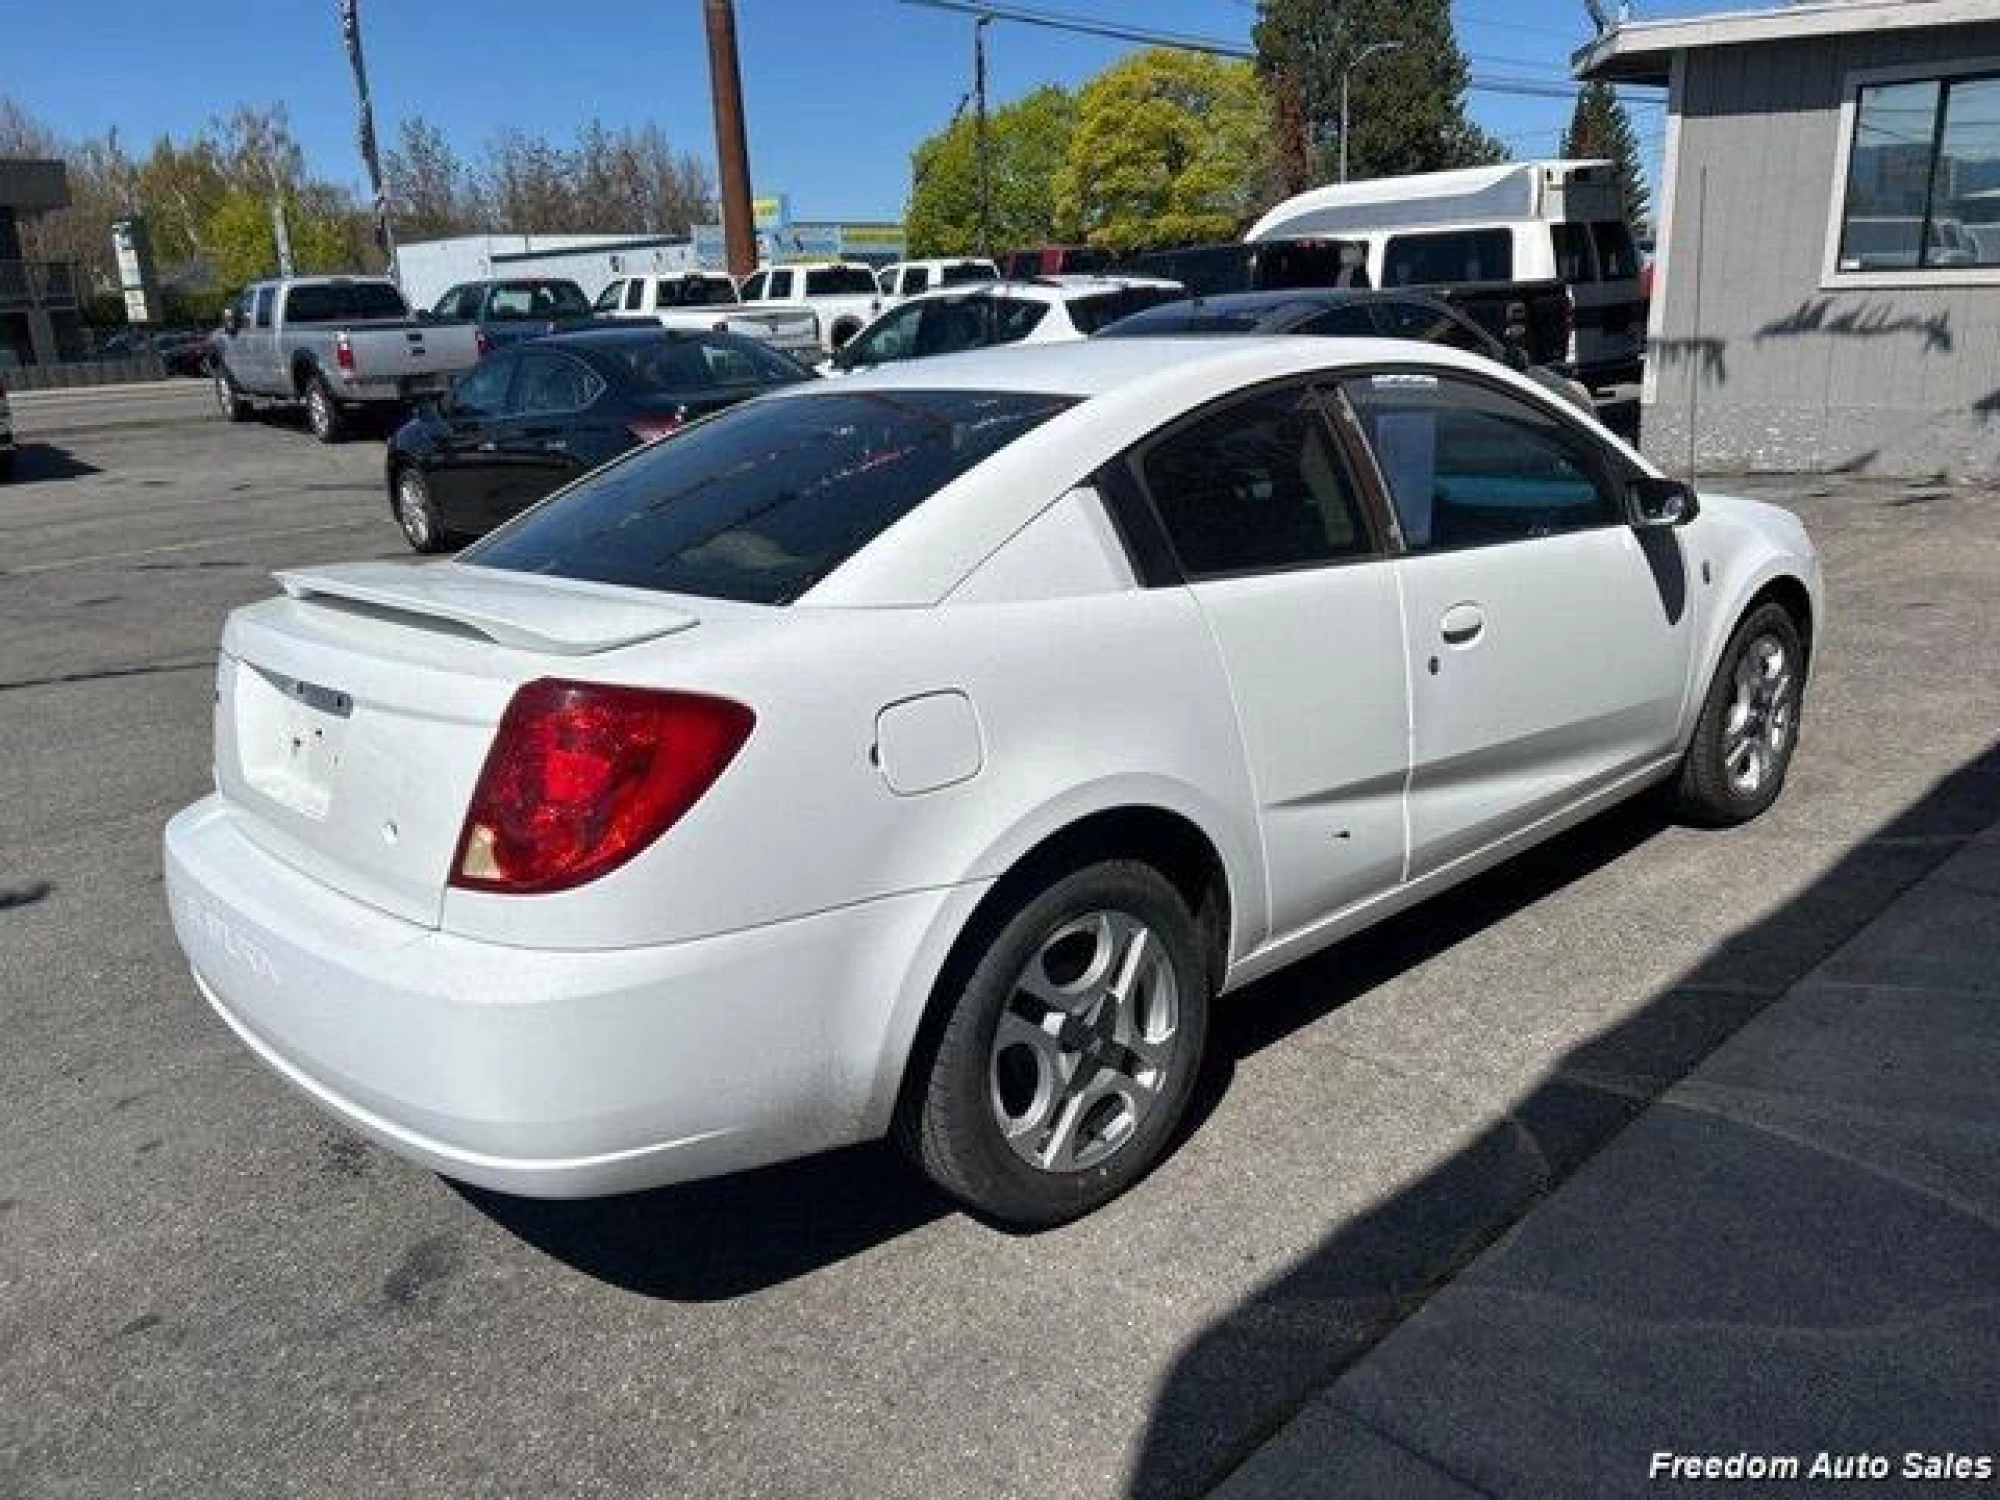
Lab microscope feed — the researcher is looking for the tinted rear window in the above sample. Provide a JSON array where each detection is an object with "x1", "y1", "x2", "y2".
[
  {"x1": 1382, "y1": 230, "x2": 1513, "y2": 287},
  {"x1": 939, "y1": 262, "x2": 998, "y2": 286},
  {"x1": 805, "y1": 267, "x2": 878, "y2": 296},
  {"x1": 662, "y1": 276, "x2": 739, "y2": 307},
  {"x1": 284, "y1": 281, "x2": 409, "y2": 323},
  {"x1": 1552, "y1": 223, "x2": 1596, "y2": 283},
  {"x1": 590, "y1": 334, "x2": 811, "y2": 392},
  {"x1": 487, "y1": 281, "x2": 590, "y2": 319},
  {"x1": 1069, "y1": 286, "x2": 1183, "y2": 335},
  {"x1": 464, "y1": 389, "x2": 1076, "y2": 604},
  {"x1": 1097, "y1": 305, "x2": 1270, "y2": 337}
]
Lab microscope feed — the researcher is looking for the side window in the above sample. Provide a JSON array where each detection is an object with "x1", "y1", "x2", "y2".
[
  {"x1": 912, "y1": 298, "x2": 992, "y2": 356},
  {"x1": 1342, "y1": 373, "x2": 1617, "y2": 551},
  {"x1": 1382, "y1": 230, "x2": 1514, "y2": 287},
  {"x1": 988, "y1": 298, "x2": 1048, "y2": 345},
  {"x1": 1372, "y1": 300, "x2": 1488, "y2": 355},
  {"x1": 450, "y1": 353, "x2": 517, "y2": 418},
  {"x1": 740, "y1": 271, "x2": 768, "y2": 301},
  {"x1": 594, "y1": 280, "x2": 625, "y2": 313},
  {"x1": 903, "y1": 268, "x2": 930, "y2": 295},
  {"x1": 253, "y1": 287, "x2": 275, "y2": 328},
  {"x1": 1296, "y1": 304, "x2": 1376, "y2": 338},
  {"x1": 842, "y1": 302, "x2": 925, "y2": 365},
  {"x1": 624, "y1": 279, "x2": 647, "y2": 312},
  {"x1": 1133, "y1": 384, "x2": 1375, "y2": 578},
  {"x1": 513, "y1": 353, "x2": 600, "y2": 415}
]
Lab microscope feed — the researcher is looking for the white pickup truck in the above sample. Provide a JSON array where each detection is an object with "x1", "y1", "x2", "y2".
[
  {"x1": 737, "y1": 262, "x2": 883, "y2": 354},
  {"x1": 212, "y1": 276, "x2": 482, "y2": 443},
  {"x1": 591, "y1": 272, "x2": 821, "y2": 364}
]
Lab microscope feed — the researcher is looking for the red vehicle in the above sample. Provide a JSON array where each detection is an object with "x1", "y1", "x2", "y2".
[{"x1": 999, "y1": 244, "x2": 1109, "y2": 277}]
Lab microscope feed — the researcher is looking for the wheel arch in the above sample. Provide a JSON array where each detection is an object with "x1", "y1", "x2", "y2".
[
  {"x1": 290, "y1": 353, "x2": 322, "y2": 397},
  {"x1": 1744, "y1": 573, "x2": 1815, "y2": 670},
  {"x1": 864, "y1": 794, "x2": 1250, "y2": 1141}
]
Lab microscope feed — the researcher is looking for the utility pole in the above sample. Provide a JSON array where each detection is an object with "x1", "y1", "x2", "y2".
[
  {"x1": 338, "y1": 0, "x2": 397, "y2": 280},
  {"x1": 974, "y1": 14, "x2": 992, "y2": 256},
  {"x1": 703, "y1": 0, "x2": 757, "y2": 279},
  {"x1": 1340, "y1": 40, "x2": 1405, "y2": 185}
]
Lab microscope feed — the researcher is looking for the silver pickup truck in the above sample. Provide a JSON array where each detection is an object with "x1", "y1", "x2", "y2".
[{"x1": 212, "y1": 276, "x2": 482, "y2": 443}]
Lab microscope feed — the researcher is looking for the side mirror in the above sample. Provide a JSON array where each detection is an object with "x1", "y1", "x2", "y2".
[
  {"x1": 1628, "y1": 476, "x2": 1699, "y2": 529},
  {"x1": 221, "y1": 307, "x2": 242, "y2": 336}
]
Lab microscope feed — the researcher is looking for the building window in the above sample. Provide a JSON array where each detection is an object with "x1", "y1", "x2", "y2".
[{"x1": 1836, "y1": 72, "x2": 2000, "y2": 273}]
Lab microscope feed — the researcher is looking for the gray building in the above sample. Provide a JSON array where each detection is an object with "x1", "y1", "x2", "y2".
[
  {"x1": 0, "y1": 157, "x2": 79, "y2": 366},
  {"x1": 1577, "y1": 0, "x2": 2000, "y2": 478}
]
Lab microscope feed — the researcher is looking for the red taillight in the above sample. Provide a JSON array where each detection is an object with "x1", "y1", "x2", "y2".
[
  {"x1": 334, "y1": 331, "x2": 355, "y2": 375},
  {"x1": 450, "y1": 681, "x2": 754, "y2": 895},
  {"x1": 627, "y1": 410, "x2": 686, "y2": 443},
  {"x1": 475, "y1": 327, "x2": 493, "y2": 357}
]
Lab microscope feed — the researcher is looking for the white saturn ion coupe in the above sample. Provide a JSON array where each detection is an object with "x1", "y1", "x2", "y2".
[{"x1": 165, "y1": 337, "x2": 1821, "y2": 1227}]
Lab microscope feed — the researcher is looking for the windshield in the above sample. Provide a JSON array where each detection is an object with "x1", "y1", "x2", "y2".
[
  {"x1": 1097, "y1": 302, "x2": 1271, "y2": 337},
  {"x1": 285, "y1": 281, "x2": 409, "y2": 323},
  {"x1": 465, "y1": 389, "x2": 1076, "y2": 603}
]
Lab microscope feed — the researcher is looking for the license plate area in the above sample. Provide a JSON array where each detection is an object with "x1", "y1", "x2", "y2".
[{"x1": 236, "y1": 664, "x2": 352, "y2": 819}]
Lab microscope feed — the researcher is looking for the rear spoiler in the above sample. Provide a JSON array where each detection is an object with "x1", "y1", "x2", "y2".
[{"x1": 274, "y1": 561, "x2": 698, "y2": 655}]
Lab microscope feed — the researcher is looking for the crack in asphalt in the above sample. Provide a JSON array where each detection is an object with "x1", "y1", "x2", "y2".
[{"x1": 0, "y1": 658, "x2": 213, "y2": 694}]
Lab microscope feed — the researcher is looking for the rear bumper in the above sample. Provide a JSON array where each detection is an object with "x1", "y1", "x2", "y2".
[{"x1": 164, "y1": 795, "x2": 962, "y2": 1198}]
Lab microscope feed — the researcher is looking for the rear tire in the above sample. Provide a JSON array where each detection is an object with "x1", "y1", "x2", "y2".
[
  {"x1": 391, "y1": 464, "x2": 453, "y2": 553},
  {"x1": 1675, "y1": 602, "x2": 1805, "y2": 826},
  {"x1": 896, "y1": 860, "x2": 1209, "y2": 1228},
  {"x1": 304, "y1": 375, "x2": 347, "y2": 444},
  {"x1": 213, "y1": 368, "x2": 252, "y2": 423}
]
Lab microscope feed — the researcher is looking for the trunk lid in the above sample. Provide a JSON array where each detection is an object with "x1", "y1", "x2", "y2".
[{"x1": 213, "y1": 561, "x2": 699, "y2": 928}]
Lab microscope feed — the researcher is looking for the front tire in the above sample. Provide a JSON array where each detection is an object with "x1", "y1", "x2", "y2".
[
  {"x1": 391, "y1": 464, "x2": 452, "y2": 553},
  {"x1": 897, "y1": 860, "x2": 1209, "y2": 1227},
  {"x1": 213, "y1": 368, "x2": 252, "y2": 423},
  {"x1": 1676, "y1": 601, "x2": 1805, "y2": 825},
  {"x1": 304, "y1": 376, "x2": 347, "y2": 444}
]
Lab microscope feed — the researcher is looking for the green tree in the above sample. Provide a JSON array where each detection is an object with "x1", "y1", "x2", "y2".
[
  {"x1": 905, "y1": 85, "x2": 1077, "y2": 257},
  {"x1": 1254, "y1": 0, "x2": 1504, "y2": 183},
  {"x1": 1563, "y1": 80, "x2": 1650, "y2": 232},
  {"x1": 203, "y1": 188, "x2": 354, "y2": 286},
  {"x1": 1052, "y1": 51, "x2": 1279, "y2": 254}
]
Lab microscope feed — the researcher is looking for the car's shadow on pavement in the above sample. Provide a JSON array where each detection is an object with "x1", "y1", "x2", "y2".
[
  {"x1": 452, "y1": 1140, "x2": 951, "y2": 1301},
  {"x1": 7, "y1": 443, "x2": 102, "y2": 481},
  {"x1": 1127, "y1": 740, "x2": 2000, "y2": 1500},
  {"x1": 458, "y1": 796, "x2": 1682, "y2": 1302}
]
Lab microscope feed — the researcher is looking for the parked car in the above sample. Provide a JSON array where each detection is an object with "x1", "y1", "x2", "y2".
[
  {"x1": 1097, "y1": 288, "x2": 1593, "y2": 410},
  {"x1": 0, "y1": 372, "x2": 12, "y2": 479},
  {"x1": 590, "y1": 271, "x2": 820, "y2": 364},
  {"x1": 428, "y1": 278, "x2": 596, "y2": 353},
  {"x1": 153, "y1": 328, "x2": 218, "y2": 378},
  {"x1": 164, "y1": 335, "x2": 1820, "y2": 1228},
  {"x1": 874, "y1": 258, "x2": 999, "y2": 299},
  {"x1": 1000, "y1": 244, "x2": 1109, "y2": 277},
  {"x1": 832, "y1": 276, "x2": 1184, "y2": 371},
  {"x1": 384, "y1": 326, "x2": 815, "y2": 552},
  {"x1": 1123, "y1": 238, "x2": 1565, "y2": 369},
  {"x1": 736, "y1": 261, "x2": 882, "y2": 353},
  {"x1": 1247, "y1": 159, "x2": 1647, "y2": 389},
  {"x1": 212, "y1": 276, "x2": 483, "y2": 443}
]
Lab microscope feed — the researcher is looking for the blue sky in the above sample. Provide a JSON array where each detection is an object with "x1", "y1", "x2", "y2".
[{"x1": 6, "y1": 0, "x2": 1718, "y2": 222}]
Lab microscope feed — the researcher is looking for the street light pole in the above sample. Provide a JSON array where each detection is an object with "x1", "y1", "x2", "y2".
[
  {"x1": 703, "y1": 0, "x2": 757, "y2": 279},
  {"x1": 1340, "y1": 40, "x2": 1405, "y2": 185},
  {"x1": 974, "y1": 13, "x2": 992, "y2": 257}
]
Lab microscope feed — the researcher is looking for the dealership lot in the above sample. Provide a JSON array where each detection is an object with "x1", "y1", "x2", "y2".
[{"x1": 3, "y1": 403, "x2": 1997, "y2": 1498}]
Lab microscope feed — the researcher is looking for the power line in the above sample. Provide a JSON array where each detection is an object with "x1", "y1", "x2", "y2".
[{"x1": 899, "y1": 0, "x2": 1253, "y2": 58}]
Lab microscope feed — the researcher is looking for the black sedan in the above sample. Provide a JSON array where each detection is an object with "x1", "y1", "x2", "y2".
[
  {"x1": 1096, "y1": 289, "x2": 1594, "y2": 411},
  {"x1": 385, "y1": 326, "x2": 817, "y2": 552}
]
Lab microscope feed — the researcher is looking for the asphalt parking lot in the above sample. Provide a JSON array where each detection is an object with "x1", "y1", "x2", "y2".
[{"x1": 3, "y1": 395, "x2": 1997, "y2": 1499}]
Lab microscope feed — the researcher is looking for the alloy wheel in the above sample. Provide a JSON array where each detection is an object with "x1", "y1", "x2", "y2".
[
  {"x1": 1721, "y1": 633, "x2": 1795, "y2": 796},
  {"x1": 395, "y1": 470, "x2": 433, "y2": 549},
  {"x1": 987, "y1": 909, "x2": 1180, "y2": 1175}
]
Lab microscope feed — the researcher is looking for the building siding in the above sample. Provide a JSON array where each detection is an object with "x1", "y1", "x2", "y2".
[{"x1": 1646, "y1": 23, "x2": 2000, "y2": 477}]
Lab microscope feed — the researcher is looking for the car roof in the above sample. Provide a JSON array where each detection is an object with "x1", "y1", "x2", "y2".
[
  {"x1": 888, "y1": 275, "x2": 1183, "y2": 310},
  {"x1": 784, "y1": 332, "x2": 1489, "y2": 399}
]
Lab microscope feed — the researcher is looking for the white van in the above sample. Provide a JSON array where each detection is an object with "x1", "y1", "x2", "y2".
[{"x1": 1245, "y1": 159, "x2": 1646, "y2": 390}]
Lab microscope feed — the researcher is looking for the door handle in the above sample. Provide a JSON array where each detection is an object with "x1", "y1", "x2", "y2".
[
  {"x1": 476, "y1": 440, "x2": 497, "y2": 452},
  {"x1": 1440, "y1": 603, "x2": 1486, "y2": 646},
  {"x1": 540, "y1": 439, "x2": 567, "y2": 452}
]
